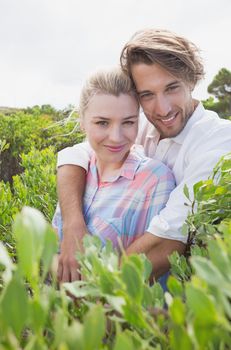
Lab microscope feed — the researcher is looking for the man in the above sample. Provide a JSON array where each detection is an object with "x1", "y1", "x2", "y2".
[{"x1": 57, "y1": 29, "x2": 231, "y2": 282}]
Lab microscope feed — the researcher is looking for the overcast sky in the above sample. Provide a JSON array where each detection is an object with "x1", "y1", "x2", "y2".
[{"x1": 0, "y1": 0, "x2": 230, "y2": 109}]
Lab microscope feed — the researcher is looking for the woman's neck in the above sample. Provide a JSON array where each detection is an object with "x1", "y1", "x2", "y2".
[{"x1": 95, "y1": 153, "x2": 129, "y2": 182}]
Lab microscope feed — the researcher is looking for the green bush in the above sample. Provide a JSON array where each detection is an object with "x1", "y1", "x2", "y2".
[
  {"x1": 169, "y1": 152, "x2": 231, "y2": 282},
  {"x1": 0, "y1": 205, "x2": 230, "y2": 349},
  {"x1": 0, "y1": 106, "x2": 231, "y2": 348},
  {"x1": 184, "y1": 152, "x2": 231, "y2": 245},
  {"x1": 0, "y1": 109, "x2": 84, "y2": 182},
  {"x1": 0, "y1": 147, "x2": 57, "y2": 257}
]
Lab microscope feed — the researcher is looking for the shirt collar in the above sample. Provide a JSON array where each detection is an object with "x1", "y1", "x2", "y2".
[
  {"x1": 171, "y1": 102, "x2": 205, "y2": 144},
  {"x1": 143, "y1": 101, "x2": 205, "y2": 145},
  {"x1": 120, "y1": 147, "x2": 143, "y2": 180},
  {"x1": 89, "y1": 148, "x2": 142, "y2": 183}
]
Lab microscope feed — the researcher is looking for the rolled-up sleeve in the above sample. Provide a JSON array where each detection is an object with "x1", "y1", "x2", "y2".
[
  {"x1": 57, "y1": 141, "x2": 92, "y2": 170},
  {"x1": 147, "y1": 146, "x2": 231, "y2": 243}
]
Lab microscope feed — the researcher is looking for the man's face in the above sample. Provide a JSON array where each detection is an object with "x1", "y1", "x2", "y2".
[{"x1": 131, "y1": 63, "x2": 195, "y2": 139}]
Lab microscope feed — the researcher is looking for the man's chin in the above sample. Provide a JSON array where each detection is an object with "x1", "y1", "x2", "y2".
[{"x1": 159, "y1": 126, "x2": 183, "y2": 139}]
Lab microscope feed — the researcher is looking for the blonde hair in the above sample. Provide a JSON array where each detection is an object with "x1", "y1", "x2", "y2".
[
  {"x1": 120, "y1": 28, "x2": 205, "y2": 88},
  {"x1": 79, "y1": 67, "x2": 138, "y2": 118}
]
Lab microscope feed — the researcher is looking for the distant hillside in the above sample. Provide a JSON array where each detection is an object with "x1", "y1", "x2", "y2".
[{"x1": 0, "y1": 106, "x2": 25, "y2": 115}]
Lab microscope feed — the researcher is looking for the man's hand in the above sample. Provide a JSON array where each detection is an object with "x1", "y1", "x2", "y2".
[
  {"x1": 57, "y1": 165, "x2": 88, "y2": 283},
  {"x1": 126, "y1": 232, "x2": 185, "y2": 279},
  {"x1": 57, "y1": 222, "x2": 87, "y2": 282}
]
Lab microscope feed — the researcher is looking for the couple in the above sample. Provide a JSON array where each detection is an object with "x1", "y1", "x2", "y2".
[{"x1": 54, "y1": 28, "x2": 231, "y2": 283}]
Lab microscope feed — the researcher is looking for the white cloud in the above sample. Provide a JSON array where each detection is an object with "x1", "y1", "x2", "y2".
[{"x1": 0, "y1": 0, "x2": 230, "y2": 108}]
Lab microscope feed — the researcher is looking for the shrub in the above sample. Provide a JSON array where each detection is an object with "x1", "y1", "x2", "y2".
[
  {"x1": 0, "y1": 206, "x2": 230, "y2": 349},
  {"x1": 0, "y1": 110, "x2": 84, "y2": 182},
  {"x1": 0, "y1": 147, "x2": 57, "y2": 257}
]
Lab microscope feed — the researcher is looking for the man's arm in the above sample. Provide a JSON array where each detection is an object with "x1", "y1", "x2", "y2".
[
  {"x1": 126, "y1": 130, "x2": 231, "y2": 277},
  {"x1": 57, "y1": 165, "x2": 88, "y2": 282},
  {"x1": 56, "y1": 141, "x2": 92, "y2": 282},
  {"x1": 126, "y1": 233, "x2": 185, "y2": 278}
]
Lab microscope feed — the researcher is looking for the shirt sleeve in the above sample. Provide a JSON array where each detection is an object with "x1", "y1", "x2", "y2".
[
  {"x1": 57, "y1": 141, "x2": 92, "y2": 170},
  {"x1": 147, "y1": 145, "x2": 231, "y2": 243}
]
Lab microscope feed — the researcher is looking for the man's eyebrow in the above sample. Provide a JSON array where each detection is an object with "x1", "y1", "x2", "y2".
[
  {"x1": 166, "y1": 80, "x2": 181, "y2": 88},
  {"x1": 137, "y1": 80, "x2": 182, "y2": 94},
  {"x1": 137, "y1": 90, "x2": 152, "y2": 95}
]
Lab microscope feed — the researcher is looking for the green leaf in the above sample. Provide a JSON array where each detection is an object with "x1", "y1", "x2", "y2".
[
  {"x1": 193, "y1": 180, "x2": 204, "y2": 197},
  {"x1": 142, "y1": 285, "x2": 153, "y2": 308},
  {"x1": 113, "y1": 331, "x2": 134, "y2": 350},
  {"x1": 29, "y1": 299, "x2": 47, "y2": 333},
  {"x1": 141, "y1": 254, "x2": 153, "y2": 281},
  {"x1": 64, "y1": 322, "x2": 84, "y2": 350},
  {"x1": 106, "y1": 295, "x2": 126, "y2": 314},
  {"x1": 170, "y1": 325, "x2": 193, "y2": 350},
  {"x1": 207, "y1": 238, "x2": 231, "y2": 279},
  {"x1": 13, "y1": 207, "x2": 48, "y2": 283},
  {"x1": 63, "y1": 281, "x2": 100, "y2": 298},
  {"x1": 151, "y1": 282, "x2": 165, "y2": 308},
  {"x1": 123, "y1": 301, "x2": 149, "y2": 329},
  {"x1": 83, "y1": 304, "x2": 106, "y2": 350},
  {"x1": 121, "y1": 260, "x2": 143, "y2": 303},
  {"x1": 99, "y1": 269, "x2": 117, "y2": 294},
  {"x1": 41, "y1": 226, "x2": 58, "y2": 279},
  {"x1": 185, "y1": 285, "x2": 217, "y2": 324},
  {"x1": 191, "y1": 256, "x2": 231, "y2": 297},
  {"x1": 183, "y1": 184, "x2": 190, "y2": 200},
  {"x1": 167, "y1": 276, "x2": 184, "y2": 297},
  {"x1": 0, "y1": 273, "x2": 29, "y2": 337},
  {"x1": 169, "y1": 298, "x2": 185, "y2": 325}
]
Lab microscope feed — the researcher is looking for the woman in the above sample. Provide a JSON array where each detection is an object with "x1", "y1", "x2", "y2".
[{"x1": 53, "y1": 67, "x2": 175, "y2": 251}]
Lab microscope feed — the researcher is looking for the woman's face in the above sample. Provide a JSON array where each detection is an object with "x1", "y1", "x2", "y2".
[{"x1": 82, "y1": 93, "x2": 139, "y2": 168}]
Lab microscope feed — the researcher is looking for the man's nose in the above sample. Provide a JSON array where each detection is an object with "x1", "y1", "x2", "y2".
[{"x1": 154, "y1": 95, "x2": 171, "y2": 117}]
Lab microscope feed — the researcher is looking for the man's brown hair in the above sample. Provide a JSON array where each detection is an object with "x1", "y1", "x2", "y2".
[{"x1": 120, "y1": 28, "x2": 205, "y2": 88}]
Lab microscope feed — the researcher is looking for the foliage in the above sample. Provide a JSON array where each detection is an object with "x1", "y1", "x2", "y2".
[
  {"x1": 169, "y1": 152, "x2": 231, "y2": 283},
  {"x1": 0, "y1": 105, "x2": 231, "y2": 348},
  {"x1": 0, "y1": 108, "x2": 84, "y2": 182},
  {"x1": 0, "y1": 147, "x2": 57, "y2": 257},
  {"x1": 0, "y1": 205, "x2": 231, "y2": 349},
  {"x1": 202, "y1": 96, "x2": 231, "y2": 120},
  {"x1": 204, "y1": 67, "x2": 231, "y2": 118},
  {"x1": 184, "y1": 152, "x2": 231, "y2": 247}
]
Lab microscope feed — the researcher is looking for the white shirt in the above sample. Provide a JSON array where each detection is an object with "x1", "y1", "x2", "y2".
[{"x1": 58, "y1": 103, "x2": 231, "y2": 243}]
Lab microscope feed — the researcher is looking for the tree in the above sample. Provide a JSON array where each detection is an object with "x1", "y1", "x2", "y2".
[{"x1": 206, "y1": 68, "x2": 231, "y2": 118}]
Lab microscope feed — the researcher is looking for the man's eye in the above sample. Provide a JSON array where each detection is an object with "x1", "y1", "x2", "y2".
[
  {"x1": 139, "y1": 93, "x2": 153, "y2": 101},
  {"x1": 167, "y1": 85, "x2": 180, "y2": 92}
]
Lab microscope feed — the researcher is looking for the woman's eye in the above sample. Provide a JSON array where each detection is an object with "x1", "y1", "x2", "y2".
[
  {"x1": 96, "y1": 121, "x2": 108, "y2": 126},
  {"x1": 123, "y1": 120, "x2": 135, "y2": 125}
]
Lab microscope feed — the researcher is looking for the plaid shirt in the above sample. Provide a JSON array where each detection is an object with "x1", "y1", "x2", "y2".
[{"x1": 53, "y1": 147, "x2": 175, "y2": 249}]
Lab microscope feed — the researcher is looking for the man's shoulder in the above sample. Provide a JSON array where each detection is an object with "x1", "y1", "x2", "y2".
[
  {"x1": 181, "y1": 109, "x2": 231, "y2": 163},
  {"x1": 189, "y1": 108, "x2": 231, "y2": 139}
]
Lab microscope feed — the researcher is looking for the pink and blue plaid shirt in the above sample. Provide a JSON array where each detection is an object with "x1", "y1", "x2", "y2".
[{"x1": 53, "y1": 147, "x2": 175, "y2": 249}]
